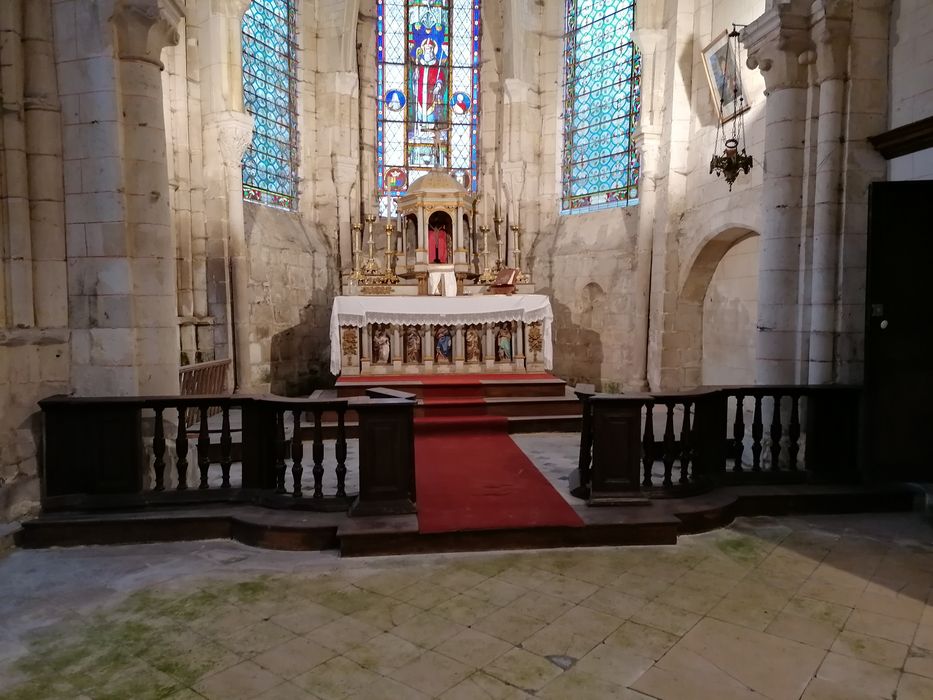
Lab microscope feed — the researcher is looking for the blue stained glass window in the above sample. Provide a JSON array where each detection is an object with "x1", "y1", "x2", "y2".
[
  {"x1": 377, "y1": 0, "x2": 481, "y2": 216},
  {"x1": 563, "y1": 0, "x2": 640, "y2": 213},
  {"x1": 242, "y1": 0, "x2": 299, "y2": 210}
]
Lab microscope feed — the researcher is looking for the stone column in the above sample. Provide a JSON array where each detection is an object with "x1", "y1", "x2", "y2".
[
  {"x1": 630, "y1": 27, "x2": 666, "y2": 391},
  {"x1": 454, "y1": 325, "x2": 464, "y2": 370},
  {"x1": 333, "y1": 154, "x2": 357, "y2": 286},
  {"x1": 391, "y1": 324, "x2": 402, "y2": 372},
  {"x1": 743, "y1": 2, "x2": 812, "y2": 385},
  {"x1": 423, "y1": 325, "x2": 434, "y2": 370},
  {"x1": 485, "y1": 323, "x2": 495, "y2": 370},
  {"x1": 205, "y1": 111, "x2": 253, "y2": 390},
  {"x1": 112, "y1": 0, "x2": 185, "y2": 395},
  {"x1": 807, "y1": 3, "x2": 851, "y2": 383}
]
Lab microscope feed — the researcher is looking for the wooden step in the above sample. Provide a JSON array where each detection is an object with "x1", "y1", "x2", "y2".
[{"x1": 334, "y1": 373, "x2": 568, "y2": 399}]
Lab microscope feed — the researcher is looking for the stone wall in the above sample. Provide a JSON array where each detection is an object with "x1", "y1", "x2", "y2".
[{"x1": 888, "y1": 0, "x2": 933, "y2": 180}]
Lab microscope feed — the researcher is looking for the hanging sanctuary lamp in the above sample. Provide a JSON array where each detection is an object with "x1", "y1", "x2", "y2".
[{"x1": 709, "y1": 25, "x2": 753, "y2": 190}]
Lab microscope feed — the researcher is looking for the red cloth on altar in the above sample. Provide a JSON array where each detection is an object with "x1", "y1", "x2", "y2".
[{"x1": 428, "y1": 226, "x2": 448, "y2": 263}]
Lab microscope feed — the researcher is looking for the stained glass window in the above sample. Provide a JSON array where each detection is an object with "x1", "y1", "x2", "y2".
[
  {"x1": 376, "y1": 0, "x2": 481, "y2": 216},
  {"x1": 562, "y1": 0, "x2": 640, "y2": 213},
  {"x1": 241, "y1": 0, "x2": 299, "y2": 210}
]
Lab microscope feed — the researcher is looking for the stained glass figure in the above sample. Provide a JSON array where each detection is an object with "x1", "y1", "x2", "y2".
[
  {"x1": 562, "y1": 0, "x2": 640, "y2": 213},
  {"x1": 377, "y1": 0, "x2": 481, "y2": 216},
  {"x1": 241, "y1": 0, "x2": 299, "y2": 210}
]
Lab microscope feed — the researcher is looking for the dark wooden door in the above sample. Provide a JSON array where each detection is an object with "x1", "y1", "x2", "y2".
[{"x1": 866, "y1": 181, "x2": 933, "y2": 481}]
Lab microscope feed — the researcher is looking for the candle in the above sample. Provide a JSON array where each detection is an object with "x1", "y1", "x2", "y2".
[{"x1": 483, "y1": 191, "x2": 488, "y2": 223}]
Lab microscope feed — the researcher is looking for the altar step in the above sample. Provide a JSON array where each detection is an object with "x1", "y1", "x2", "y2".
[{"x1": 333, "y1": 372, "x2": 567, "y2": 399}]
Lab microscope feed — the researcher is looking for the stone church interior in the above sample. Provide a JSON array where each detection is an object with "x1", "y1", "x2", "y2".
[{"x1": 1, "y1": 0, "x2": 933, "y2": 698}]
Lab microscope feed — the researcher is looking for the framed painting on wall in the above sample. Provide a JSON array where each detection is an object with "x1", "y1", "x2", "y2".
[{"x1": 701, "y1": 30, "x2": 751, "y2": 122}]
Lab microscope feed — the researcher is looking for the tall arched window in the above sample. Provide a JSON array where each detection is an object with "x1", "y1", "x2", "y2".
[
  {"x1": 562, "y1": 0, "x2": 639, "y2": 213},
  {"x1": 376, "y1": 0, "x2": 481, "y2": 216},
  {"x1": 241, "y1": 0, "x2": 299, "y2": 210}
]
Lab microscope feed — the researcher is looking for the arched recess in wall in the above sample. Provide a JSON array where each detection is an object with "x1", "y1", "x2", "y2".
[
  {"x1": 574, "y1": 282, "x2": 606, "y2": 384},
  {"x1": 675, "y1": 228, "x2": 759, "y2": 387}
]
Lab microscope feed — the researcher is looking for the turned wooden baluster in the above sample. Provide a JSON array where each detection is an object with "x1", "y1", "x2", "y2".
[
  {"x1": 175, "y1": 406, "x2": 189, "y2": 490},
  {"x1": 198, "y1": 404, "x2": 210, "y2": 489},
  {"x1": 642, "y1": 402, "x2": 655, "y2": 487},
  {"x1": 732, "y1": 394, "x2": 745, "y2": 471},
  {"x1": 662, "y1": 403, "x2": 676, "y2": 488},
  {"x1": 152, "y1": 407, "x2": 166, "y2": 491},
  {"x1": 679, "y1": 401, "x2": 692, "y2": 484},
  {"x1": 769, "y1": 395, "x2": 783, "y2": 470},
  {"x1": 219, "y1": 405, "x2": 232, "y2": 488},
  {"x1": 788, "y1": 395, "x2": 801, "y2": 471},
  {"x1": 335, "y1": 409, "x2": 347, "y2": 499},
  {"x1": 751, "y1": 395, "x2": 763, "y2": 471},
  {"x1": 312, "y1": 409, "x2": 325, "y2": 498},
  {"x1": 275, "y1": 410, "x2": 287, "y2": 494},
  {"x1": 291, "y1": 409, "x2": 303, "y2": 497}
]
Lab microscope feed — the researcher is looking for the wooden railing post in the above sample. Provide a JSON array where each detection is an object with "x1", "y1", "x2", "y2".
[
  {"x1": 569, "y1": 387, "x2": 595, "y2": 499},
  {"x1": 588, "y1": 395, "x2": 649, "y2": 505},
  {"x1": 691, "y1": 390, "x2": 728, "y2": 481},
  {"x1": 805, "y1": 387, "x2": 861, "y2": 482},
  {"x1": 240, "y1": 397, "x2": 276, "y2": 490},
  {"x1": 349, "y1": 391, "x2": 417, "y2": 516}
]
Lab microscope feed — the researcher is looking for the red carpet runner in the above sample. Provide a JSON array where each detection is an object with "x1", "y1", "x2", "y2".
[{"x1": 414, "y1": 415, "x2": 584, "y2": 534}]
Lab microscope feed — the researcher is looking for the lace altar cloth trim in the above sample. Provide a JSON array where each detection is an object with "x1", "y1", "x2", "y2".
[{"x1": 330, "y1": 294, "x2": 554, "y2": 374}]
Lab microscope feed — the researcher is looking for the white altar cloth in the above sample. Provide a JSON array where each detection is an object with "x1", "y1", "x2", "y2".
[{"x1": 330, "y1": 294, "x2": 554, "y2": 374}]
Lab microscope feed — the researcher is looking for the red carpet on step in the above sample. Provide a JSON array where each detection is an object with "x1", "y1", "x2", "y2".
[{"x1": 414, "y1": 416, "x2": 584, "y2": 533}]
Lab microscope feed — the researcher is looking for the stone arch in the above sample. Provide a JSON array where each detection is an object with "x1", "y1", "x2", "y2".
[{"x1": 669, "y1": 227, "x2": 759, "y2": 388}]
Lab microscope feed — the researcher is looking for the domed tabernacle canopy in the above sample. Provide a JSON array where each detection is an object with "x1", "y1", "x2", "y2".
[{"x1": 405, "y1": 170, "x2": 467, "y2": 196}]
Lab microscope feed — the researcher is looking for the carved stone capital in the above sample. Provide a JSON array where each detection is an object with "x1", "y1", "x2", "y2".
[
  {"x1": 632, "y1": 28, "x2": 666, "y2": 56},
  {"x1": 205, "y1": 110, "x2": 254, "y2": 166},
  {"x1": 112, "y1": 0, "x2": 184, "y2": 66},
  {"x1": 332, "y1": 155, "x2": 358, "y2": 189},
  {"x1": 812, "y1": 1, "x2": 852, "y2": 83},
  {"x1": 741, "y1": 0, "x2": 813, "y2": 93}
]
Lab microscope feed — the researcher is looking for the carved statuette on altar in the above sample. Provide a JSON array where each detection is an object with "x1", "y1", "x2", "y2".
[
  {"x1": 372, "y1": 325, "x2": 391, "y2": 364},
  {"x1": 404, "y1": 325, "x2": 422, "y2": 364},
  {"x1": 527, "y1": 322, "x2": 543, "y2": 363},
  {"x1": 434, "y1": 326, "x2": 452, "y2": 363},
  {"x1": 496, "y1": 323, "x2": 512, "y2": 361},
  {"x1": 465, "y1": 325, "x2": 482, "y2": 363}
]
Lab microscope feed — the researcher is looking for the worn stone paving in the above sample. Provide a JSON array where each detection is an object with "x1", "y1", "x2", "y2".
[{"x1": 0, "y1": 513, "x2": 932, "y2": 700}]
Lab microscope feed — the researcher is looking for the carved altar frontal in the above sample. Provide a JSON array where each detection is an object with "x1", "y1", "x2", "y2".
[{"x1": 331, "y1": 295, "x2": 553, "y2": 376}]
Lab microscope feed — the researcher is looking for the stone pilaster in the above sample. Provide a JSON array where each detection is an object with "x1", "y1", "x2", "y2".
[
  {"x1": 742, "y1": 0, "x2": 813, "y2": 385},
  {"x1": 808, "y1": 1, "x2": 852, "y2": 383}
]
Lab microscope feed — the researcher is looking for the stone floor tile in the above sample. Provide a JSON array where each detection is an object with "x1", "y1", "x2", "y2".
[
  {"x1": 252, "y1": 635, "x2": 336, "y2": 680},
  {"x1": 708, "y1": 585, "x2": 792, "y2": 631},
  {"x1": 292, "y1": 656, "x2": 380, "y2": 700},
  {"x1": 193, "y1": 659, "x2": 282, "y2": 700},
  {"x1": 390, "y1": 610, "x2": 465, "y2": 649},
  {"x1": 342, "y1": 632, "x2": 423, "y2": 676},
  {"x1": 389, "y1": 649, "x2": 472, "y2": 696},
  {"x1": 483, "y1": 647, "x2": 563, "y2": 692},
  {"x1": 139, "y1": 627, "x2": 243, "y2": 684},
  {"x1": 432, "y1": 593, "x2": 500, "y2": 626},
  {"x1": 632, "y1": 647, "x2": 770, "y2": 700},
  {"x1": 195, "y1": 603, "x2": 265, "y2": 639},
  {"x1": 845, "y1": 609, "x2": 918, "y2": 645},
  {"x1": 817, "y1": 652, "x2": 900, "y2": 699},
  {"x1": 536, "y1": 668, "x2": 635, "y2": 700},
  {"x1": 253, "y1": 681, "x2": 319, "y2": 699},
  {"x1": 429, "y1": 567, "x2": 489, "y2": 593},
  {"x1": 579, "y1": 587, "x2": 645, "y2": 619},
  {"x1": 897, "y1": 672, "x2": 933, "y2": 700},
  {"x1": 507, "y1": 590, "x2": 574, "y2": 623},
  {"x1": 630, "y1": 600, "x2": 702, "y2": 636},
  {"x1": 312, "y1": 586, "x2": 377, "y2": 616},
  {"x1": 353, "y1": 569, "x2": 425, "y2": 597},
  {"x1": 345, "y1": 677, "x2": 430, "y2": 700},
  {"x1": 857, "y1": 588, "x2": 928, "y2": 623},
  {"x1": 532, "y1": 572, "x2": 600, "y2": 603},
  {"x1": 218, "y1": 620, "x2": 297, "y2": 658},
  {"x1": 303, "y1": 617, "x2": 382, "y2": 655},
  {"x1": 391, "y1": 580, "x2": 458, "y2": 611},
  {"x1": 164, "y1": 690, "x2": 208, "y2": 700},
  {"x1": 604, "y1": 621, "x2": 680, "y2": 660},
  {"x1": 607, "y1": 571, "x2": 672, "y2": 601},
  {"x1": 905, "y1": 647, "x2": 933, "y2": 679},
  {"x1": 347, "y1": 597, "x2": 420, "y2": 632},
  {"x1": 472, "y1": 607, "x2": 546, "y2": 645},
  {"x1": 678, "y1": 617, "x2": 824, "y2": 700},
  {"x1": 269, "y1": 603, "x2": 343, "y2": 635},
  {"x1": 915, "y1": 624, "x2": 933, "y2": 651},
  {"x1": 830, "y1": 630, "x2": 909, "y2": 669},
  {"x1": 439, "y1": 670, "x2": 535, "y2": 700},
  {"x1": 798, "y1": 579, "x2": 866, "y2": 608},
  {"x1": 766, "y1": 611, "x2": 841, "y2": 649},
  {"x1": 573, "y1": 642, "x2": 654, "y2": 686},
  {"x1": 800, "y1": 677, "x2": 882, "y2": 700},
  {"x1": 434, "y1": 627, "x2": 512, "y2": 668},
  {"x1": 652, "y1": 581, "x2": 726, "y2": 615},
  {"x1": 784, "y1": 595, "x2": 853, "y2": 628},
  {"x1": 521, "y1": 605, "x2": 624, "y2": 659},
  {"x1": 464, "y1": 577, "x2": 528, "y2": 607}
]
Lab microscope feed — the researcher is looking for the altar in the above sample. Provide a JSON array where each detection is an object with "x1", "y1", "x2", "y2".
[{"x1": 331, "y1": 295, "x2": 553, "y2": 376}]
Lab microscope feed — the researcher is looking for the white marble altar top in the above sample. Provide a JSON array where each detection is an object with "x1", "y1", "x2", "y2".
[{"x1": 330, "y1": 294, "x2": 553, "y2": 374}]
